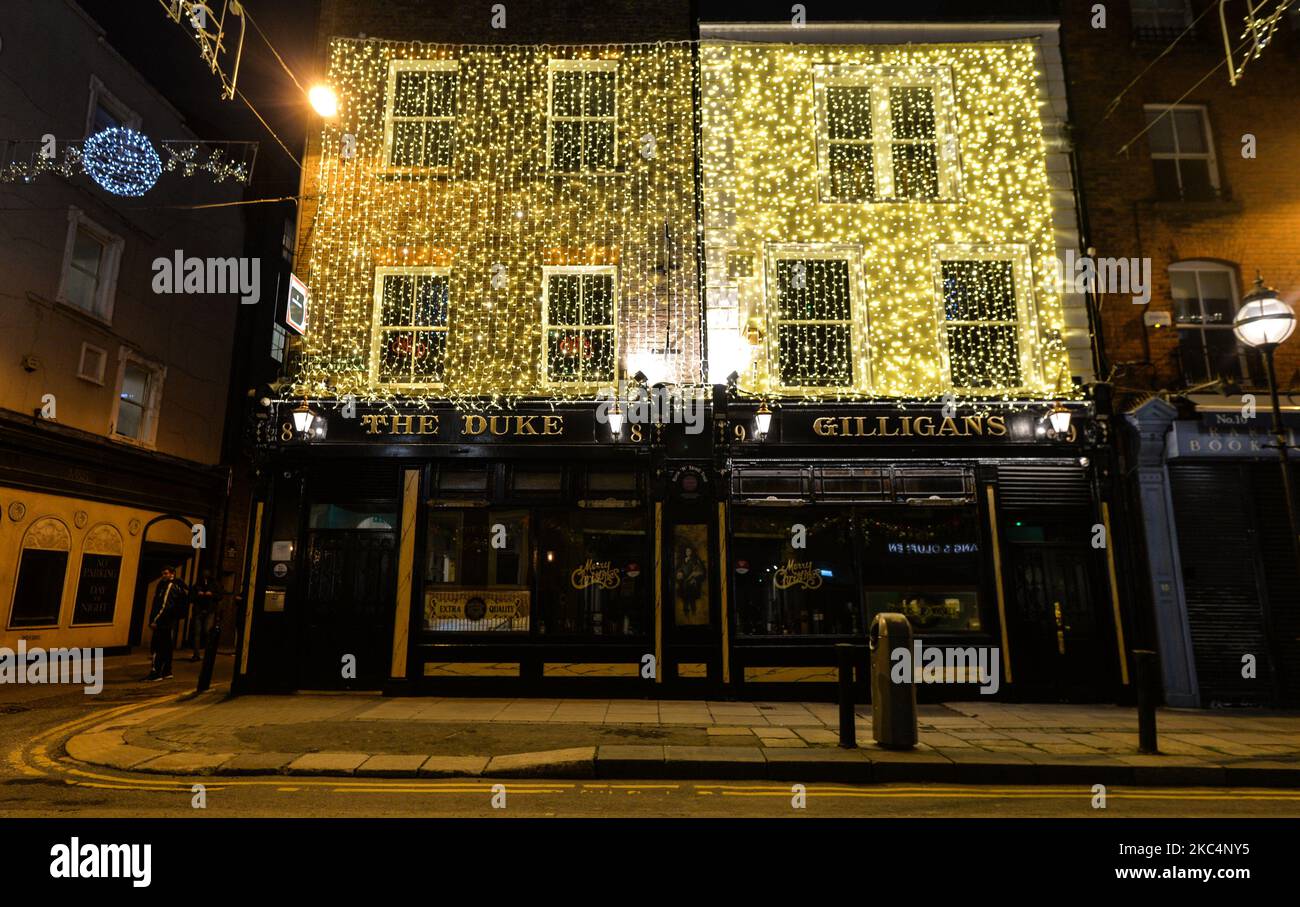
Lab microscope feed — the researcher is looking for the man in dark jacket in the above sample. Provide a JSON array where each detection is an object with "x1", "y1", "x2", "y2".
[{"x1": 146, "y1": 566, "x2": 187, "y2": 681}]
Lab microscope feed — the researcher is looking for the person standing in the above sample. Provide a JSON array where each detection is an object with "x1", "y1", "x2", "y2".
[
  {"x1": 188, "y1": 569, "x2": 218, "y2": 662},
  {"x1": 146, "y1": 566, "x2": 187, "y2": 681}
]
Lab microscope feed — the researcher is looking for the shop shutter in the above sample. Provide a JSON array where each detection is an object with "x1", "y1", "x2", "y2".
[
  {"x1": 1248, "y1": 463, "x2": 1300, "y2": 704},
  {"x1": 1168, "y1": 463, "x2": 1271, "y2": 705},
  {"x1": 996, "y1": 462, "x2": 1091, "y2": 512},
  {"x1": 310, "y1": 459, "x2": 399, "y2": 504}
]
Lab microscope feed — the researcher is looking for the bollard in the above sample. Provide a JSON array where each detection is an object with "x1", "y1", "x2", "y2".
[
  {"x1": 1133, "y1": 649, "x2": 1159, "y2": 754},
  {"x1": 196, "y1": 615, "x2": 222, "y2": 693},
  {"x1": 836, "y1": 643, "x2": 857, "y2": 748}
]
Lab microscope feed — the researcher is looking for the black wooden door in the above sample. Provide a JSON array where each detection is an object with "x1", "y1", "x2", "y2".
[
  {"x1": 300, "y1": 530, "x2": 397, "y2": 689},
  {"x1": 1007, "y1": 545, "x2": 1103, "y2": 696}
]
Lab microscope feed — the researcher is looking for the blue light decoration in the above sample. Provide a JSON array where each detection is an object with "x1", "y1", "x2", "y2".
[{"x1": 82, "y1": 127, "x2": 162, "y2": 197}]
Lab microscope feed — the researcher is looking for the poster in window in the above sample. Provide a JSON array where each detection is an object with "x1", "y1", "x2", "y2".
[
  {"x1": 672, "y1": 523, "x2": 710, "y2": 626},
  {"x1": 71, "y1": 554, "x2": 122, "y2": 624}
]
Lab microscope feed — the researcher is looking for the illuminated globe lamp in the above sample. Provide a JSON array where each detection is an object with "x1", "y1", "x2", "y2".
[
  {"x1": 308, "y1": 84, "x2": 339, "y2": 118},
  {"x1": 82, "y1": 127, "x2": 162, "y2": 197},
  {"x1": 1233, "y1": 275, "x2": 1297, "y2": 352}
]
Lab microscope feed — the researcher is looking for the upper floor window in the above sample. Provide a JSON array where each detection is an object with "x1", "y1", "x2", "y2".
[
  {"x1": 112, "y1": 351, "x2": 165, "y2": 445},
  {"x1": 57, "y1": 208, "x2": 123, "y2": 323},
  {"x1": 1130, "y1": 0, "x2": 1194, "y2": 42},
  {"x1": 814, "y1": 64, "x2": 960, "y2": 203},
  {"x1": 765, "y1": 246, "x2": 861, "y2": 391},
  {"x1": 547, "y1": 60, "x2": 617, "y2": 173},
  {"x1": 1145, "y1": 104, "x2": 1220, "y2": 201},
  {"x1": 542, "y1": 267, "x2": 616, "y2": 386},
  {"x1": 384, "y1": 60, "x2": 458, "y2": 170},
  {"x1": 84, "y1": 75, "x2": 140, "y2": 137},
  {"x1": 1169, "y1": 261, "x2": 1252, "y2": 385},
  {"x1": 935, "y1": 246, "x2": 1036, "y2": 392},
  {"x1": 372, "y1": 268, "x2": 450, "y2": 387}
]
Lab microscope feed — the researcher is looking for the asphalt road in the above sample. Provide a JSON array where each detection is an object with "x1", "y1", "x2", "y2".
[{"x1": 4, "y1": 654, "x2": 1300, "y2": 818}]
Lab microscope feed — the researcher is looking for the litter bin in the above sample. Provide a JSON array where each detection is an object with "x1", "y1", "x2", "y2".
[{"x1": 869, "y1": 612, "x2": 917, "y2": 749}]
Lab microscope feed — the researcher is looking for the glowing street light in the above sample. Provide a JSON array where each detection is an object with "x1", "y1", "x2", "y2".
[{"x1": 308, "y1": 84, "x2": 339, "y2": 118}]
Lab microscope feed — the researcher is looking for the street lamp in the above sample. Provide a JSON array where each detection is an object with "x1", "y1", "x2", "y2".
[
  {"x1": 1047, "y1": 401, "x2": 1073, "y2": 437},
  {"x1": 1233, "y1": 273, "x2": 1299, "y2": 699},
  {"x1": 754, "y1": 401, "x2": 773, "y2": 438},
  {"x1": 291, "y1": 401, "x2": 315, "y2": 434},
  {"x1": 308, "y1": 84, "x2": 339, "y2": 118},
  {"x1": 607, "y1": 402, "x2": 624, "y2": 439}
]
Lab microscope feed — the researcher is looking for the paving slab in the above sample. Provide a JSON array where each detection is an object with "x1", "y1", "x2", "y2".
[
  {"x1": 217, "y1": 752, "x2": 298, "y2": 774},
  {"x1": 596, "y1": 745, "x2": 668, "y2": 778},
  {"x1": 65, "y1": 731, "x2": 166, "y2": 771},
  {"x1": 285, "y1": 752, "x2": 370, "y2": 775},
  {"x1": 356, "y1": 754, "x2": 429, "y2": 777},
  {"x1": 664, "y1": 745, "x2": 767, "y2": 779},
  {"x1": 419, "y1": 755, "x2": 490, "y2": 777},
  {"x1": 762, "y1": 747, "x2": 872, "y2": 782},
  {"x1": 863, "y1": 746, "x2": 957, "y2": 782},
  {"x1": 135, "y1": 751, "x2": 236, "y2": 774},
  {"x1": 487, "y1": 747, "x2": 596, "y2": 778}
]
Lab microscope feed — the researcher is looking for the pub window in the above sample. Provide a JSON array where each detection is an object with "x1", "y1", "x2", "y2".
[
  {"x1": 547, "y1": 60, "x2": 617, "y2": 173},
  {"x1": 860, "y1": 506, "x2": 983, "y2": 634},
  {"x1": 767, "y1": 249, "x2": 858, "y2": 390},
  {"x1": 424, "y1": 510, "x2": 530, "y2": 632},
  {"x1": 372, "y1": 268, "x2": 449, "y2": 388},
  {"x1": 1169, "y1": 261, "x2": 1252, "y2": 385},
  {"x1": 8, "y1": 517, "x2": 71, "y2": 628},
  {"x1": 537, "y1": 510, "x2": 650, "y2": 637},
  {"x1": 542, "y1": 267, "x2": 617, "y2": 386},
  {"x1": 936, "y1": 246, "x2": 1034, "y2": 392},
  {"x1": 731, "y1": 508, "x2": 861, "y2": 637},
  {"x1": 814, "y1": 64, "x2": 960, "y2": 203},
  {"x1": 384, "y1": 60, "x2": 458, "y2": 170},
  {"x1": 1144, "y1": 104, "x2": 1220, "y2": 201},
  {"x1": 71, "y1": 524, "x2": 124, "y2": 626},
  {"x1": 438, "y1": 467, "x2": 490, "y2": 493}
]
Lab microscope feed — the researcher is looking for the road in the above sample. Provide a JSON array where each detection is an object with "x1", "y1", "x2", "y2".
[{"x1": 4, "y1": 654, "x2": 1300, "y2": 818}]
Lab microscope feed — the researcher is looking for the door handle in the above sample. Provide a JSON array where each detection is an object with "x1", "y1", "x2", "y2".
[{"x1": 1053, "y1": 601, "x2": 1070, "y2": 655}]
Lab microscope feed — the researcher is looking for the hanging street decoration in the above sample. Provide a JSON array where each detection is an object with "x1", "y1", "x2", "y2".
[
  {"x1": 0, "y1": 131, "x2": 255, "y2": 193},
  {"x1": 158, "y1": 0, "x2": 247, "y2": 101},
  {"x1": 81, "y1": 127, "x2": 163, "y2": 197}
]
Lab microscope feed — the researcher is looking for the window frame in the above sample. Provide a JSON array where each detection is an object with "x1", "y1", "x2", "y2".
[
  {"x1": 370, "y1": 266, "x2": 452, "y2": 391},
  {"x1": 540, "y1": 264, "x2": 619, "y2": 390},
  {"x1": 546, "y1": 59, "x2": 619, "y2": 175},
  {"x1": 84, "y1": 75, "x2": 141, "y2": 138},
  {"x1": 76, "y1": 342, "x2": 107, "y2": 385},
  {"x1": 56, "y1": 207, "x2": 123, "y2": 324},
  {"x1": 813, "y1": 63, "x2": 962, "y2": 205},
  {"x1": 763, "y1": 243, "x2": 869, "y2": 394},
  {"x1": 7, "y1": 517, "x2": 72, "y2": 630},
  {"x1": 109, "y1": 348, "x2": 165, "y2": 447},
  {"x1": 932, "y1": 243, "x2": 1041, "y2": 394},
  {"x1": 382, "y1": 59, "x2": 460, "y2": 174},
  {"x1": 1129, "y1": 0, "x2": 1195, "y2": 42},
  {"x1": 1167, "y1": 259, "x2": 1252, "y2": 384},
  {"x1": 1143, "y1": 103, "x2": 1221, "y2": 200}
]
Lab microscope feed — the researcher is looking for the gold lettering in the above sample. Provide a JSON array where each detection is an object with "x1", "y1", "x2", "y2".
[
  {"x1": 877, "y1": 417, "x2": 898, "y2": 437},
  {"x1": 913, "y1": 416, "x2": 935, "y2": 437},
  {"x1": 963, "y1": 416, "x2": 983, "y2": 436},
  {"x1": 489, "y1": 416, "x2": 510, "y2": 436},
  {"x1": 361, "y1": 415, "x2": 386, "y2": 435},
  {"x1": 516, "y1": 416, "x2": 538, "y2": 435},
  {"x1": 938, "y1": 417, "x2": 961, "y2": 437},
  {"x1": 813, "y1": 417, "x2": 837, "y2": 437},
  {"x1": 855, "y1": 416, "x2": 868, "y2": 437},
  {"x1": 418, "y1": 415, "x2": 439, "y2": 435},
  {"x1": 463, "y1": 414, "x2": 487, "y2": 436},
  {"x1": 391, "y1": 415, "x2": 414, "y2": 434},
  {"x1": 986, "y1": 415, "x2": 1007, "y2": 437},
  {"x1": 900, "y1": 417, "x2": 913, "y2": 437},
  {"x1": 543, "y1": 415, "x2": 563, "y2": 436}
]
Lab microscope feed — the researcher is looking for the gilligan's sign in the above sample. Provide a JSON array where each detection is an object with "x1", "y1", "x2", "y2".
[{"x1": 733, "y1": 407, "x2": 1082, "y2": 445}]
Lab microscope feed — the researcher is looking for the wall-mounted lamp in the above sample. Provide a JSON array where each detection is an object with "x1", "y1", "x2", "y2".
[
  {"x1": 1047, "y1": 401, "x2": 1072, "y2": 437},
  {"x1": 755, "y1": 401, "x2": 773, "y2": 438},
  {"x1": 607, "y1": 402, "x2": 624, "y2": 439}
]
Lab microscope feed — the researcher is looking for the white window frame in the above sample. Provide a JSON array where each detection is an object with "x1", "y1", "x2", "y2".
[
  {"x1": 77, "y1": 342, "x2": 107, "y2": 385},
  {"x1": 109, "y1": 348, "x2": 165, "y2": 448},
  {"x1": 382, "y1": 60, "x2": 459, "y2": 174},
  {"x1": 547, "y1": 59, "x2": 619, "y2": 175},
  {"x1": 370, "y1": 266, "x2": 451, "y2": 391},
  {"x1": 56, "y1": 207, "x2": 123, "y2": 324},
  {"x1": 540, "y1": 265, "x2": 619, "y2": 390},
  {"x1": 813, "y1": 64, "x2": 962, "y2": 204},
  {"x1": 933, "y1": 244, "x2": 1042, "y2": 394},
  {"x1": 1143, "y1": 103, "x2": 1221, "y2": 198},
  {"x1": 763, "y1": 243, "x2": 869, "y2": 394},
  {"x1": 1167, "y1": 260, "x2": 1251, "y2": 382},
  {"x1": 84, "y1": 75, "x2": 141, "y2": 137}
]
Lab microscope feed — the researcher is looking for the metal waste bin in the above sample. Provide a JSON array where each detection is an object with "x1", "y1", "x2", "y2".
[{"x1": 869, "y1": 612, "x2": 917, "y2": 749}]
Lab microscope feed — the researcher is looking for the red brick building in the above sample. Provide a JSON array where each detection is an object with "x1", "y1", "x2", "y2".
[{"x1": 1061, "y1": 0, "x2": 1300, "y2": 706}]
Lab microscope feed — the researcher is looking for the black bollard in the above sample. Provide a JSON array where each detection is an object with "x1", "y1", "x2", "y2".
[
  {"x1": 196, "y1": 615, "x2": 222, "y2": 693},
  {"x1": 836, "y1": 643, "x2": 856, "y2": 748},
  {"x1": 1133, "y1": 649, "x2": 1159, "y2": 754}
]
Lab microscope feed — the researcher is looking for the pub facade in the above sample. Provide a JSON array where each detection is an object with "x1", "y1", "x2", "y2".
[{"x1": 238, "y1": 19, "x2": 1134, "y2": 702}]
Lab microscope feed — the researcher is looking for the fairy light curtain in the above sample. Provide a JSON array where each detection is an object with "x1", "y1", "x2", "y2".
[
  {"x1": 701, "y1": 41, "x2": 1077, "y2": 403},
  {"x1": 294, "y1": 38, "x2": 701, "y2": 406}
]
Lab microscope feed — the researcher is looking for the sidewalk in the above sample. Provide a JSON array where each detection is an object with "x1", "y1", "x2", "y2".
[{"x1": 61, "y1": 692, "x2": 1300, "y2": 785}]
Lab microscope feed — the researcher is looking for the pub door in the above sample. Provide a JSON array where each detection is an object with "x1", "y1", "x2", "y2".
[
  {"x1": 1006, "y1": 544, "x2": 1107, "y2": 698},
  {"x1": 299, "y1": 529, "x2": 397, "y2": 689}
]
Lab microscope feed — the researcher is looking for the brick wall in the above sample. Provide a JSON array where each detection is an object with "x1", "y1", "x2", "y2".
[{"x1": 1060, "y1": 0, "x2": 1300, "y2": 400}]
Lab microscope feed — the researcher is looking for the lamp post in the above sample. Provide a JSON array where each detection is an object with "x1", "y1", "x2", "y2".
[{"x1": 1233, "y1": 274, "x2": 1298, "y2": 701}]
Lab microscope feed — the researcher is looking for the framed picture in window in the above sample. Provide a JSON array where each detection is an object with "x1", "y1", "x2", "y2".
[
  {"x1": 286, "y1": 272, "x2": 309, "y2": 335},
  {"x1": 672, "y1": 523, "x2": 710, "y2": 626}
]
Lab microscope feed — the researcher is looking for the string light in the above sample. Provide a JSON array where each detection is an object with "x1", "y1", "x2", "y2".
[
  {"x1": 82, "y1": 127, "x2": 162, "y2": 197},
  {"x1": 294, "y1": 38, "x2": 701, "y2": 407}
]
